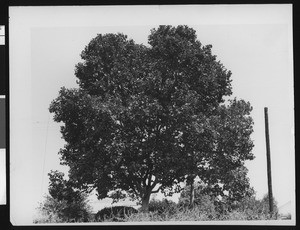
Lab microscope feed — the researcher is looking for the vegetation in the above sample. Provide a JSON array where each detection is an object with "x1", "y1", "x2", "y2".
[
  {"x1": 34, "y1": 25, "x2": 289, "y2": 223},
  {"x1": 178, "y1": 182, "x2": 280, "y2": 220},
  {"x1": 148, "y1": 198, "x2": 178, "y2": 215},
  {"x1": 34, "y1": 171, "x2": 92, "y2": 223},
  {"x1": 49, "y1": 25, "x2": 254, "y2": 212},
  {"x1": 94, "y1": 206, "x2": 138, "y2": 222},
  {"x1": 91, "y1": 194, "x2": 279, "y2": 222},
  {"x1": 35, "y1": 175, "x2": 282, "y2": 223}
]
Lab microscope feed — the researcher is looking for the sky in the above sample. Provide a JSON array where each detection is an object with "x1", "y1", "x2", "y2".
[{"x1": 9, "y1": 5, "x2": 294, "y2": 225}]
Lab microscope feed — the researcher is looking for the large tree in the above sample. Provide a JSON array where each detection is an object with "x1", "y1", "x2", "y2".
[{"x1": 49, "y1": 25, "x2": 253, "y2": 212}]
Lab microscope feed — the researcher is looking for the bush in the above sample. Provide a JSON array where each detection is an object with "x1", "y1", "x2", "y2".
[
  {"x1": 178, "y1": 194, "x2": 216, "y2": 217},
  {"x1": 33, "y1": 211, "x2": 64, "y2": 224},
  {"x1": 100, "y1": 195, "x2": 280, "y2": 222},
  {"x1": 231, "y1": 194, "x2": 278, "y2": 220},
  {"x1": 34, "y1": 170, "x2": 93, "y2": 223},
  {"x1": 148, "y1": 199, "x2": 177, "y2": 215},
  {"x1": 95, "y1": 206, "x2": 138, "y2": 222},
  {"x1": 34, "y1": 195, "x2": 93, "y2": 223},
  {"x1": 125, "y1": 205, "x2": 211, "y2": 222},
  {"x1": 210, "y1": 193, "x2": 279, "y2": 220}
]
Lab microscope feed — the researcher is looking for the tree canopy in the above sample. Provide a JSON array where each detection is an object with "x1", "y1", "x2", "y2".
[
  {"x1": 179, "y1": 166, "x2": 254, "y2": 208},
  {"x1": 49, "y1": 25, "x2": 254, "y2": 211}
]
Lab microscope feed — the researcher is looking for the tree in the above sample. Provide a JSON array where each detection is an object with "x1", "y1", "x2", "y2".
[
  {"x1": 179, "y1": 166, "x2": 254, "y2": 209},
  {"x1": 182, "y1": 98, "x2": 254, "y2": 206},
  {"x1": 49, "y1": 25, "x2": 251, "y2": 212},
  {"x1": 36, "y1": 170, "x2": 92, "y2": 223},
  {"x1": 178, "y1": 182, "x2": 217, "y2": 214}
]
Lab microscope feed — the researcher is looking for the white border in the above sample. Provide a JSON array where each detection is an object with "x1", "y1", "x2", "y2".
[{"x1": 9, "y1": 5, "x2": 294, "y2": 226}]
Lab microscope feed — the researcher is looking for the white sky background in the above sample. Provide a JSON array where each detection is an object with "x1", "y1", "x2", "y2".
[{"x1": 9, "y1": 5, "x2": 294, "y2": 225}]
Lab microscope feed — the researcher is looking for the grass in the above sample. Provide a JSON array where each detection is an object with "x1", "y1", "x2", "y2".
[
  {"x1": 96, "y1": 206, "x2": 280, "y2": 222},
  {"x1": 34, "y1": 205, "x2": 287, "y2": 223},
  {"x1": 34, "y1": 197, "x2": 290, "y2": 223}
]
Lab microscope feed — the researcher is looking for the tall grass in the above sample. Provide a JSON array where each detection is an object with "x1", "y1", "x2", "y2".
[
  {"x1": 35, "y1": 196, "x2": 285, "y2": 223},
  {"x1": 122, "y1": 207, "x2": 278, "y2": 222},
  {"x1": 96, "y1": 199, "x2": 279, "y2": 222}
]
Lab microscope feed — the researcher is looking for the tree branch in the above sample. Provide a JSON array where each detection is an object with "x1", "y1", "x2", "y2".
[
  {"x1": 151, "y1": 185, "x2": 162, "y2": 194},
  {"x1": 147, "y1": 173, "x2": 152, "y2": 187},
  {"x1": 142, "y1": 171, "x2": 148, "y2": 188}
]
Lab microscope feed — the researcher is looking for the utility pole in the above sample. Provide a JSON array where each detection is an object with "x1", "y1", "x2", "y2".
[{"x1": 264, "y1": 107, "x2": 274, "y2": 215}]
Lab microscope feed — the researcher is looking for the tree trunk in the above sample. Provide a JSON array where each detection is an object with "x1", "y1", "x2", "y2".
[
  {"x1": 141, "y1": 192, "x2": 151, "y2": 213},
  {"x1": 189, "y1": 181, "x2": 195, "y2": 208}
]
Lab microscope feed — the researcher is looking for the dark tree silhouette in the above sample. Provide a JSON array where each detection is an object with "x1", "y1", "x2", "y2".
[{"x1": 49, "y1": 25, "x2": 253, "y2": 212}]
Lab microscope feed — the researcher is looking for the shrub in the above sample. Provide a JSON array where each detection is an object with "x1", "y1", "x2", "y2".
[
  {"x1": 34, "y1": 170, "x2": 93, "y2": 223},
  {"x1": 34, "y1": 195, "x2": 93, "y2": 223},
  {"x1": 33, "y1": 211, "x2": 64, "y2": 224},
  {"x1": 95, "y1": 206, "x2": 138, "y2": 222},
  {"x1": 232, "y1": 194, "x2": 278, "y2": 220},
  {"x1": 125, "y1": 205, "x2": 211, "y2": 222},
  {"x1": 148, "y1": 199, "x2": 177, "y2": 215},
  {"x1": 178, "y1": 192, "x2": 217, "y2": 219},
  {"x1": 209, "y1": 193, "x2": 279, "y2": 220}
]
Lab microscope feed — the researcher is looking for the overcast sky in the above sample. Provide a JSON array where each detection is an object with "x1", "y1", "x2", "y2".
[{"x1": 9, "y1": 5, "x2": 294, "y2": 225}]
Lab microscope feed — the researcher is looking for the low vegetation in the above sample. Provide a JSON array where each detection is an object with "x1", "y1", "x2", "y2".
[
  {"x1": 34, "y1": 193, "x2": 289, "y2": 223},
  {"x1": 94, "y1": 206, "x2": 138, "y2": 222},
  {"x1": 90, "y1": 194, "x2": 281, "y2": 222},
  {"x1": 34, "y1": 170, "x2": 287, "y2": 223}
]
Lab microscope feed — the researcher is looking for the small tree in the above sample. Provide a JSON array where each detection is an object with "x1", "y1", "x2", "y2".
[
  {"x1": 179, "y1": 167, "x2": 254, "y2": 210},
  {"x1": 36, "y1": 170, "x2": 92, "y2": 223},
  {"x1": 178, "y1": 182, "x2": 216, "y2": 215},
  {"x1": 182, "y1": 99, "x2": 254, "y2": 207},
  {"x1": 35, "y1": 195, "x2": 67, "y2": 223}
]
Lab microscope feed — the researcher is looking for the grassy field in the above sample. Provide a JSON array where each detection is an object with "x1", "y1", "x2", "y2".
[
  {"x1": 90, "y1": 199, "x2": 285, "y2": 223},
  {"x1": 34, "y1": 196, "x2": 291, "y2": 223}
]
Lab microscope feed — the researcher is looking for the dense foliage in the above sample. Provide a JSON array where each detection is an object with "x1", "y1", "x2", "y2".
[
  {"x1": 179, "y1": 182, "x2": 279, "y2": 220},
  {"x1": 148, "y1": 198, "x2": 178, "y2": 215},
  {"x1": 34, "y1": 170, "x2": 92, "y2": 223},
  {"x1": 179, "y1": 167, "x2": 254, "y2": 208},
  {"x1": 121, "y1": 194, "x2": 279, "y2": 222},
  {"x1": 94, "y1": 206, "x2": 138, "y2": 222},
  {"x1": 49, "y1": 25, "x2": 254, "y2": 211}
]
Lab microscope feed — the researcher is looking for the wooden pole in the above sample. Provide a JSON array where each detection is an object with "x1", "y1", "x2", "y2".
[{"x1": 264, "y1": 107, "x2": 274, "y2": 215}]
